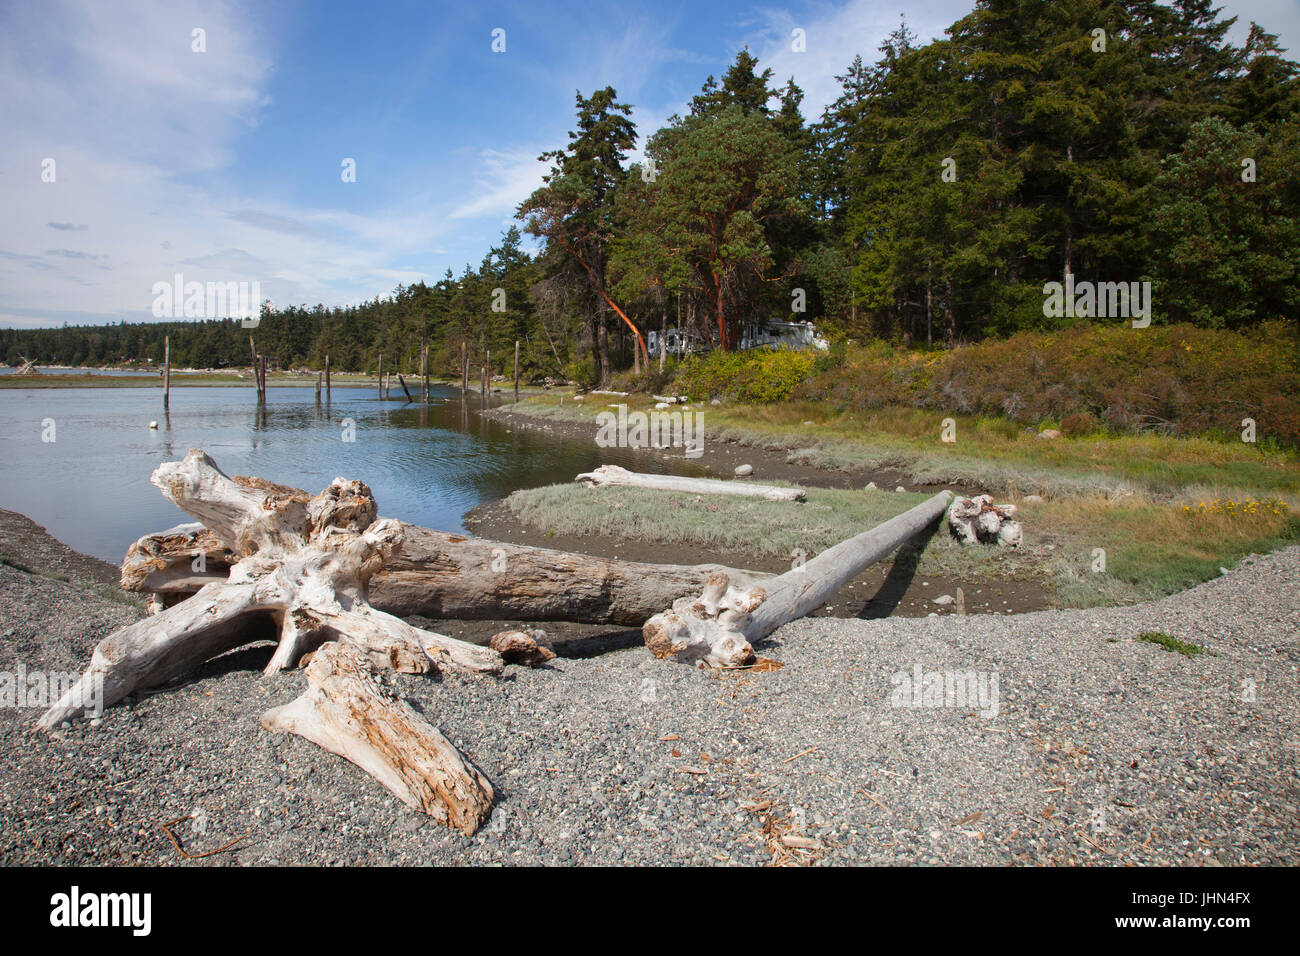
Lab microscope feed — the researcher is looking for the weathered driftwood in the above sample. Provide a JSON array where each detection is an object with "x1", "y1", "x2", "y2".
[
  {"x1": 576, "y1": 464, "x2": 806, "y2": 502},
  {"x1": 947, "y1": 495, "x2": 1022, "y2": 547},
  {"x1": 644, "y1": 491, "x2": 954, "y2": 668},
  {"x1": 39, "y1": 450, "x2": 504, "y2": 829},
  {"x1": 488, "y1": 628, "x2": 555, "y2": 667},
  {"x1": 122, "y1": 522, "x2": 775, "y2": 625},
  {"x1": 261, "y1": 640, "x2": 494, "y2": 833}
]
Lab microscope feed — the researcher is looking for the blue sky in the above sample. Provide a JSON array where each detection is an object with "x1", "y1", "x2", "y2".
[{"x1": 1, "y1": 0, "x2": 1296, "y2": 329}]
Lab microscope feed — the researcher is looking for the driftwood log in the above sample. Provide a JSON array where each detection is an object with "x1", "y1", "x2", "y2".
[
  {"x1": 122, "y1": 521, "x2": 775, "y2": 625},
  {"x1": 576, "y1": 464, "x2": 806, "y2": 502},
  {"x1": 261, "y1": 640, "x2": 493, "y2": 833},
  {"x1": 643, "y1": 491, "x2": 954, "y2": 668},
  {"x1": 40, "y1": 449, "x2": 501, "y2": 831},
  {"x1": 947, "y1": 495, "x2": 1022, "y2": 547}
]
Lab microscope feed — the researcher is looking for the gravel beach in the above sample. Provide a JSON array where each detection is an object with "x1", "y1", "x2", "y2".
[{"x1": 1, "y1": 514, "x2": 1296, "y2": 866}]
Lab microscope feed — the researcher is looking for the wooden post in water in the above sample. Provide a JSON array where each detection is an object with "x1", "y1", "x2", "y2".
[
  {"x1": 325, "y1": 354, "x2": 331, "y2": 401},
  {"x1": 249, "y1": 335, "x2": 259, "y2": 400},
  {"x1": 513, "y1": 340, "x2": 520, "y2": 401},
  {"x1": 460, "y1": 341, "x2": 468, "y2": 393},
  {"x1": 315, "y1": 371, "x2": 321, "y2": 402},
  {"x1": 397, "y1": 373, "x2": 412, "y2": 402},
  {"x1": 259, "y1": 355, "x2": 267, "y2": 403},
  {"x1": 163, "y1": 335, "x2": 170, "y2": 409},
  {"x1": 377, "y1": 353, "x2": 383, "y2": 400},
  {"x1": 481, "y1": 349, "x2": 488, "y2": 395}
]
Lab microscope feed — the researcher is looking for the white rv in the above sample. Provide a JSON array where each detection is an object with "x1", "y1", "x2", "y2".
[{"x1": 648, "y1": 320, "x2": 828, "y2": 358}]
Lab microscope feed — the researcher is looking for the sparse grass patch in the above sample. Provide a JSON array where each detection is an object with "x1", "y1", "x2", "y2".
[
  {"x1": 1036, "y1": 495, "x2": 1299, "y2": 607},
  {"x1": 506, "y1": 482, "x2": 938, "y2": 559},
  {"x1": 1136, "y1": 631, "x2": 1212, "y2": 658}
]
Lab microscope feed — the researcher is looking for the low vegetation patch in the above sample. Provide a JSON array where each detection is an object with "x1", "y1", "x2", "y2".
[
  {"x1": 793, "y1": 322, "x2": 1300, "y2": 448},
  {"x1": 1135, "y1": 631, "x2": 1211, "y2": 658},
  {"x1": 675, "y1": 348, "x2": 817, "y2": 404}
]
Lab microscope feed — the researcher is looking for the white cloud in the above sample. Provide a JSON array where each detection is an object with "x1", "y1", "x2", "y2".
[
  {"x1": 447, "y1": 147, "x2": 550, "y2": 221},
  {"x1": 745, "y1": 0, "x2": 964, "y2": 121},
  {"x1": 0, "y1": 0, "x2": 499, "y2": 328}
]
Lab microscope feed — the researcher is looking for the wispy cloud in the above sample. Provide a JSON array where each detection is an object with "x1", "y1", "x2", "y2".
[
  {"x1": 448, "y1": 147, "x2": 549, "y2": 221},
  {"x1": 746, "y1": 0, "x2": 961, "y2": 121}
]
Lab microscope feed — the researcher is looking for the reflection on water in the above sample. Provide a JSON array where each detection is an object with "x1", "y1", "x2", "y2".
[{"x1": 0, "y1": 384, "x2": 711, "y2": 562}]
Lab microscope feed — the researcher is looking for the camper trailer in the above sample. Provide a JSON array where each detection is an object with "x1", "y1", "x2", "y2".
[
  {"x1": 647, "y1": 320, "x2": 828, "y2": 359},
  {"x1": 739, "y1": 320, "x2": 829, "y2": 352}
]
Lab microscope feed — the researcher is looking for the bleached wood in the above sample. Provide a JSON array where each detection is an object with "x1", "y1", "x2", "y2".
[
  {"x1": 262, "y1": 641, "x2": 494, "y2": 833},
  {"x1": 40, "y1": 450, "x2": 509, "y2": 826},
  {"x1": 42, "y1": 450, "x2": 502, "y2": 728},
  {"x1": 576, "y1": 464, "x2": 806, "y2": 502},
  {"x1": 488, "y1": 628, "x2": 555, "y2": 667},
  {"x1": 644, "y1": 491, "x2": 954, "y2": 667},
  {"x1": 123, "y1": 522, "x2": 775, "y2": 626},
  {"x1": 946, "y1": 495, "x2": 1022, "y2": 548},
  {"x1": 37, "y1": 580, "x2": 257, "y2": 729}
]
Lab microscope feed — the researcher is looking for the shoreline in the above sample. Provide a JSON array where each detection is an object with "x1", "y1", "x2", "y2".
[{"x1": 1, "y1": 505, "x2": 1296, "y2": 865}]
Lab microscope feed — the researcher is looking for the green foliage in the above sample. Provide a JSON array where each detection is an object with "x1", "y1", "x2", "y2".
[
  {"x1": 818, "y1": 0, "x2": 1300, "y2": 342},
  {"x1": 795, "y1": 322, "x2": 1300, "y2": 445},
  {"x1": 564, "y1": 356, "x2": 597, "y2": 390},
  {"x1": 1145, "y1": 117, "x2": 1300, "y2": 327},
  {"x1": 675, "y1": 347, "x2": 816, "y2": 403},
  {"x1": 1136, "y1": 631, "x2": 1209, "y2": 658}
]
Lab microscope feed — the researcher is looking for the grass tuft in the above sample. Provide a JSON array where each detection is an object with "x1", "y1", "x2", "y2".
[{"x1": 1135, "y1": 630, "x2": 1212, "y2": 658}]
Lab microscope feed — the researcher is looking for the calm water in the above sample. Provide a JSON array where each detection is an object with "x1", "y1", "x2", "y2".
[{"x1": 0, "y1": 384, "x2": 708, "y2": 562}]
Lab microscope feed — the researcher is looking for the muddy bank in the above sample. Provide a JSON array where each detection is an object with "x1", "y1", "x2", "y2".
[
  {"x1": 466, "y1": 498, "x2": 1051, "y2": 625},
  {"x1": 483, "y1": 401, "x2": 938, "y2": 493},
  {"x1": 473, "y1": 403, "x2": 1051, "y2": 620}
]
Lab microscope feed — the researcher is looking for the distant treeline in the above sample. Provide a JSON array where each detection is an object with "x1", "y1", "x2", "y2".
[{"x1": 5, "y1": 0, "x2": 1297, "y2": 385}]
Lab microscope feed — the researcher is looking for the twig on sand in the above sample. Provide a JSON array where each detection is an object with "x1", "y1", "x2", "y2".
[
  {"x1": 159, "y1": 815, "x2": 250, "y2": 860},
  {"x1": 783, "y1": 746, "x2": 820, "y2": 764}
]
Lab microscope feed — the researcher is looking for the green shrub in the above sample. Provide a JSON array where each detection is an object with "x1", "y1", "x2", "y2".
[
  {"x1": 675, "y1": 348, "x2": 817, "y2": 403},
  {"x1": 564, "y1": 357, "x2": 596, "y2": 389},
  {"x1": 611, "y1": 359, "x2": 679, "y2": 395}
]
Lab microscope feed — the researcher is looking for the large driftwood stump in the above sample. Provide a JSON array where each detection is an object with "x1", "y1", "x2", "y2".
[
  {"x1": 575, "y1": 464, "x2": 806, "y2": 502},
  {"x1": 122, "y1": 521, "x2": 776, "y2": 625},
  {"x1": 643, "y1": 491, "x2": 954, "y2": 667},
  {"x1": 40, "y1": 450, "x2": 503, "y2": 831}
]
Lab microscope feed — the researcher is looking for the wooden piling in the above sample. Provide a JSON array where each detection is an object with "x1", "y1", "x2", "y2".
[
  {"x1": 325, "y1": 354, "x2": 331, "y2": 401},
  {"x1": 163, "y1": 335, "x2": 170, "y2": 409},
  {"x1": 377, "y1": 353, "x2": 383, "y2": 400},
  {"x1": 514, "y1": 339, "x2": 520, "y2": 402}
]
